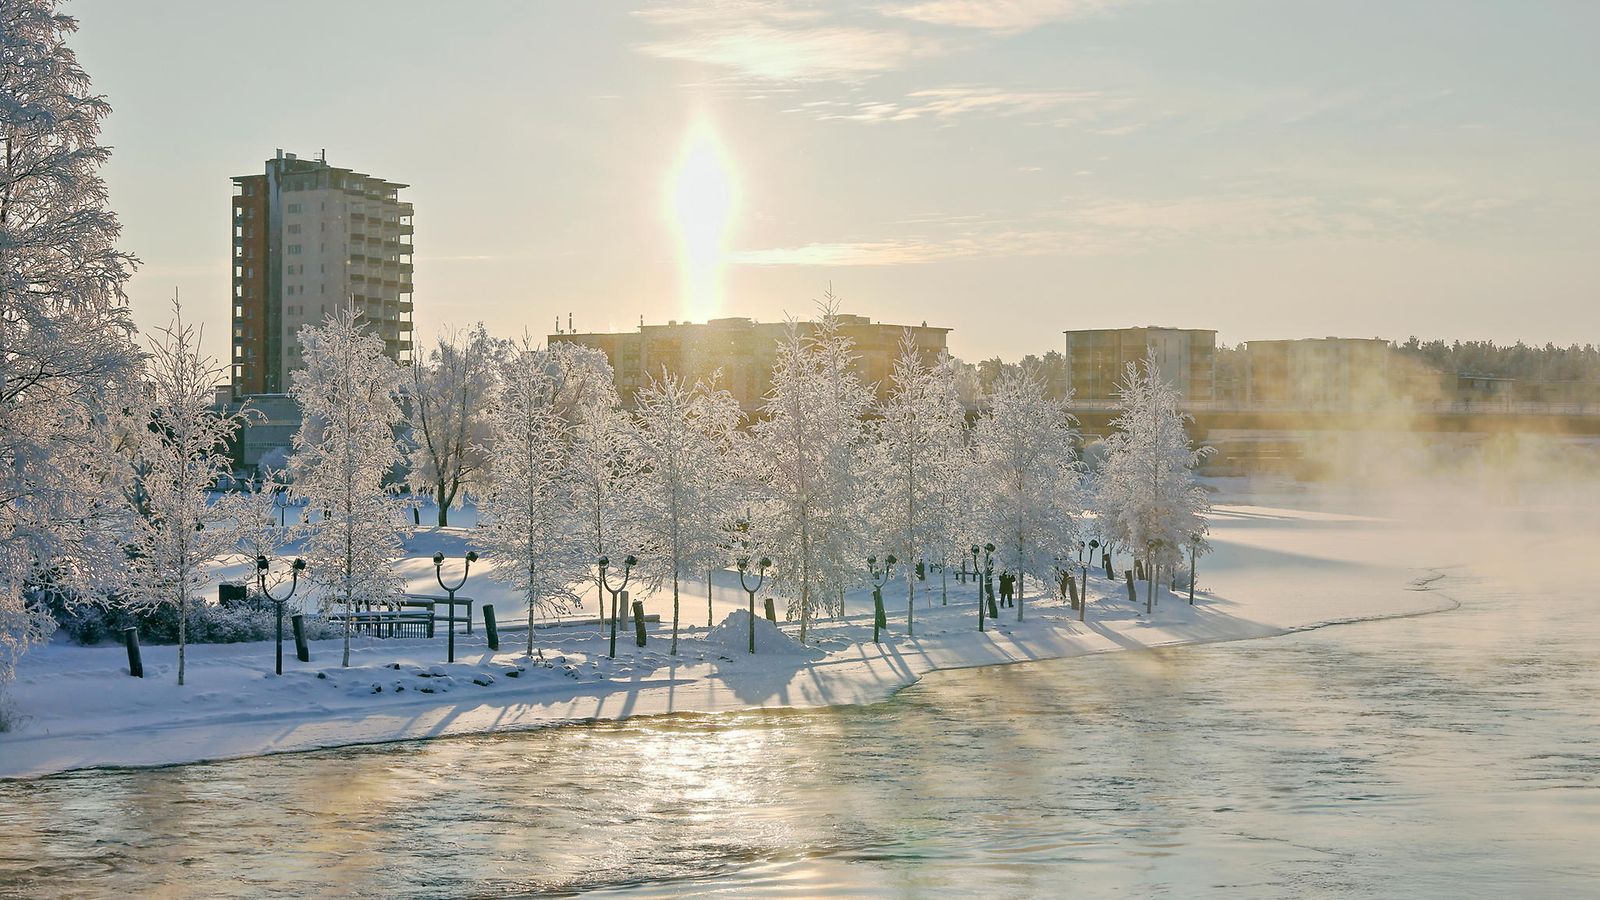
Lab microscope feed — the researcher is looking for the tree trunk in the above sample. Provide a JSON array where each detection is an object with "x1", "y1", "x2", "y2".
[
  {"x1": 178, "y1": 591, "x2": 187, "y2": 686},
  {"x1": 1016, "y1": 571, "x2": 1025, "y2": 622},
  {"x1": 707, "y1": 570, "x2": 713, "y2": 627},
  {"x1": 671, "y1": 574, "x2": 680, "y2": 656}
]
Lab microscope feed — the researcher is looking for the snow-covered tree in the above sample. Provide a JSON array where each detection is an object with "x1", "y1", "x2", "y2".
[
  {"x1": 289, "y1": 303, "x2": 410, "y2": 667},
  {"x1": 753, "y1": 300, "x2": 873, "y2": 643},
  {"x1": 1095, "y1": 350, "x2": 1211, "y2": 610},
  {"x1": 970, "y1": 367, "x2": 1083, "y2": 622},
  {"x1": 553, "y1": 344, "x2": 651, "y2": 634},
  {"x1": 871, "y1": 333, "x2": 968, "y2": 636},
  {"x1": 633, "y1": 370, "x2": 743, "y2": 654},
  {"x1": 0, "y1": 1, "x2": 142, "y2": 704},
  {"x1": 124, "y1": 305, "x2": 251, "y2": 685},
  {"x1": 406, "y1": 323, "x2": 504, "y2": 526},
  {"x1": 477, "y1": 338, "x2": 586, "y2": 656},
  {"x1": 229, "y1": 466, "x2": 299, "y2": 578}
]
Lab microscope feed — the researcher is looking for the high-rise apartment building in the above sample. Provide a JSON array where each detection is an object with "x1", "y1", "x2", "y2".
[
  {"x1": 1061, "y1": 327, "x2": 1217, "y2": 404},
  {"x1": 230, "y1": 150, "x2": 414, "y2": 395}
]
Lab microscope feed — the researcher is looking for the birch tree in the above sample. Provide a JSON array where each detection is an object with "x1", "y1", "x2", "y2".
[
  {"x1": 553, "y1": 344, "x2": 651, "y2": 632},
  {"x1": 634, "y1": 370, "x2": 743, "y2": 654},
  {"x1": 290, "y1": 303, "x2": 410, "y2": 667},
  {"x1": 753, "y1": 301, "x2": 872, "y2": 643},
  {"x1": 406, "y1": 324, "x2": 503, "y2": 526},
  {"x1": 970, "y1": 368, "x2": 1083, "y2": 622},
  {"x1": 0, "y1": 1, "x2": 142, "y2": 704},
  {"x1": 873, "y1": 334, "x2": 967, "y2": 636},
  {"x1": 125, "y1": 304, "x2": 251, "y2": 685},
  {"x1": 1095, "y1": 350, "x2": 1211, "y2": 611},
  {"x1": 478, "y1": 339, "x2": 584, "y2": 656}
]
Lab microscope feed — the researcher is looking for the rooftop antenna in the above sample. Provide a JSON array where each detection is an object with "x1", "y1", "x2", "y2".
[
  {"x1": 639, "y1": 314, "x2": 644, "y2": 329},
  {"x1": 554, "y1": 315, "x2": 561, "y2": 335},
  {"x1": 568, "y1": 312, "x2": 573, "y2": 333}
]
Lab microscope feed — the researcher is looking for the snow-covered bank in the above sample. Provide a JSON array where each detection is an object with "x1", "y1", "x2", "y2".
[{"x1": 0, "y1": 501, "x2": 1456, "y2": 779}]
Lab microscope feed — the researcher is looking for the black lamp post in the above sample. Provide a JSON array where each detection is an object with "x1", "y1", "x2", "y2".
[
  {"x1": 256, "y1": 554, "x2": 305, "y2": 675},
  {"x1": 736, "y1": 555, "x2": 770, "y2": 654},
  {"x1": 984, "y1": 543, "x2": 997, "y2": 619},
  {"x1": 867, "y1": 554, "x2": 896, "y2": 644},
  {"x1": 433, "y1": 550, "x2": 478, "y2": 663},
  {"x1": 598, "y1": 553, "x2": 636, "y2": 658},
  {"x1": 971, "y1": 544, "x2": 983, "y2": 631}
]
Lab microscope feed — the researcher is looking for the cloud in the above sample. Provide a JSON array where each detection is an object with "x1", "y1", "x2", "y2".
[
  {"x1": 729, "y1": 189, "x2": 1516, "y2": 266},
  {"x1": 641, "y1": 23, "x2": 941, "y2": 81},
  {"x1": 881, "y1": 0, "x2": 1131, "y2": 33},
  {"x1": 636, "y1": 2, "x2": 943, "y2": 81},
  {"x1": 804, "y1": 85, "x2": 1128, "y2": 124}
]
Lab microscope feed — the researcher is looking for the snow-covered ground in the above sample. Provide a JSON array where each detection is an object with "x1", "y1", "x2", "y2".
[{"x1": 0, "y1": 494, "x2": 1464, "y2": 779}]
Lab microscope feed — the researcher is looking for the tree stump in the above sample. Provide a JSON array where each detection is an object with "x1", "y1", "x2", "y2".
[
  {"x1": 483, "y1": 604, "x2": 500, "y2": 651},
  {"x1": 291, "y1": 613, "x2": 310, "y2": 662},
  {"x1": 122, "y1": 627, "x2": 143, "y2": 678}
]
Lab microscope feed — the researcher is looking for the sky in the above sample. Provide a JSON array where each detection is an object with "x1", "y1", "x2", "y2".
[{"x1": 69, "y1": 0, "x2": 1600, "y2": 364}]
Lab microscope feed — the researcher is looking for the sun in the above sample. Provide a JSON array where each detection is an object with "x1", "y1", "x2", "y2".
[{"x1": 668, "y1": 118, "x2": 737, "y2": 322}]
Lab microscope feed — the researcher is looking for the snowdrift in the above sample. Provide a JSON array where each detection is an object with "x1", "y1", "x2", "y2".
[{"x1": 705, "y1": 609, "x2": 812, "y2": 656}]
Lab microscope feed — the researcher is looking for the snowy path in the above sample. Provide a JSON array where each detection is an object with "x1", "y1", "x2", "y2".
[{"x1": 0, "y1": 501, "x2": 1458, "y2": 779}]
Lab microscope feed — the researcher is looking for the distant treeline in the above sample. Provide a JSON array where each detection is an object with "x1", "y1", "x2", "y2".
[{"x1": 1392, "y1": 338, "x2": 1600, "y2": 382}]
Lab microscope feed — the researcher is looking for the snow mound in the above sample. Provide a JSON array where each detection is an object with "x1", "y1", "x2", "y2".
[{"x1": 705, "y1": 609, "x2": 807, "y2": 655}]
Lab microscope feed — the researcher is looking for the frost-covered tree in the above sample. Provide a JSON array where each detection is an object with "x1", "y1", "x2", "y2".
[
  {"x1": 633, "y1": 370, "x2": 743, "y2": 654},
  {"x1": 554, "y1": 345, "x2": 651, "y2": 632},
  {"x1": 478, "y1": 338, "x2": 585, "y2": 656},
  {"x1": 229, "y1": 466, "x2": 299, "y2": 576},
  {"x1": 0, "y1": 1, "x2": 142, "y2": 704},
  {"x1": 406, "y1": 323, "x2": 504, "y2": 526},
  {"x1": 754, "y1": 301, "x2": 873, "y2": 643},
  {"x1": 290, "y1": 303, "x2": 410, "y2": 667},
  {"x1": 125, "y1": 305, "x2": 251, "y2": 685},
  {"x1": 1095, "y1": 350, "x2": 1210, "y2": 611},
  {"x1": 872, "y1": 334, "x2": 968, "y2": 636},
  {"x1": 970, "y1": 368, "x2": 1082, "y2": 622}
]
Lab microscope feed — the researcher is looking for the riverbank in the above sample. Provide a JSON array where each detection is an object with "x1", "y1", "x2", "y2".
[{"x1": 0, "y1": 501, "x2": 1457, "y2": 779}]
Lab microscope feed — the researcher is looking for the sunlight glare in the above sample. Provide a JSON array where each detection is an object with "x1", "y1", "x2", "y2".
[{"x1": 668, "y1": 118, "x2": 737, "y2": 322}]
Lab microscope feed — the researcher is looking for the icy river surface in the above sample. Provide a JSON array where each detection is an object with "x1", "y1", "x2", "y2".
[{"x1": 2, "y1": 565, "x2": 1597, "y2": 898}]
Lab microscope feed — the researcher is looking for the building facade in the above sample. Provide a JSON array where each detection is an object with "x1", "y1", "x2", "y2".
[
  {"x1": 231, "y1": 150, "x2": 414, "y2": 395},
  {"x1": 550, "y1": 314, "x2": 951, "y2": 411},
  {"x1": 1244, "y1": 337, "x2": 1398, "y2": 410},
  {"x1": 1061, "y1": 327, "x2": 1217, "y2": 404}
]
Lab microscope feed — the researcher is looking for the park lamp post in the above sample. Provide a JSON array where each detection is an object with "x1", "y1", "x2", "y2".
[
  {"x1": 433, "y1": 550, "x2": 478, "y2": 664},
  {"x1": 256, "y1": 554, "x2": 305, "y2": 676},
  {"x1": 971, "y1": 545, "x2": 983, "y2": 631},
  {"x1": 598, "y1": 553, "x2": 636, "y2": 659},
  {"x1": 983, "y1": 543, "x2": 996, "y2": 619},
  {"x1": 867, "y1": 554, "x2": 896, "y2": 644},
  {"x1": 736, "y1": 555, "x2": 770, "y2": 654}
]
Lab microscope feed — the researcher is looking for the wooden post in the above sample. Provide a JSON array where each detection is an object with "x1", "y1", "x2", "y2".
[
  {"x1": 631, "y1": 598, "x2": 646, "y2": 647},
  {"x1": 1124, "y1": 570, "x2": 1137, "y2": 603},
  {"x1": 1102, "y1": 552, "x2": 1112, "y2": 579},
  {"x1": 1189, "y1": 545, "x2": 1197, "y2": 604},
  {"x1": 764, "y1": 597, "x2": 776, "y2": 622},
  {"x1": 122, "y1": 626, "x2": 143, "y2": 678},
  {"x1": 986, "y1": 576, "x2": 999, "y2": 619},
  {"x1": 291, "y1": 613, "x2": 310, "y2": 662},
  {"x1": 1066, "y1": 571, "x2": 1080, "y2": 610},
  {"x1": 483, "y1": 604, "x2": 500, "y2": 651}
]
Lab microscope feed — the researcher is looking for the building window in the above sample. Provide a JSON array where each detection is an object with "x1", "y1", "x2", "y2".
[
  {"x1": 288, "y1": 245, "x2": 301, "y2": 255},
  {"x1": 286, "y1": 203, "x2": 302, "y2": 214},
  {"x1": 287, "y1": 224, "x2": 301, "y2": 234}
]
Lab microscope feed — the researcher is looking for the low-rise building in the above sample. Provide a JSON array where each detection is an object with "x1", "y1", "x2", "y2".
[
  {"x1": 1061, "y1": 327, "x2": 1217, "y2": 404},
  {"x1": 550, "y1": 314, "x2": 951, "y2": 410}
]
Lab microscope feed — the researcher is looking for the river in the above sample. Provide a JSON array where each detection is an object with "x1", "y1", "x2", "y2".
[{"x1": 2, "y1": 562, "x2": 1595, "y2": 898}]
